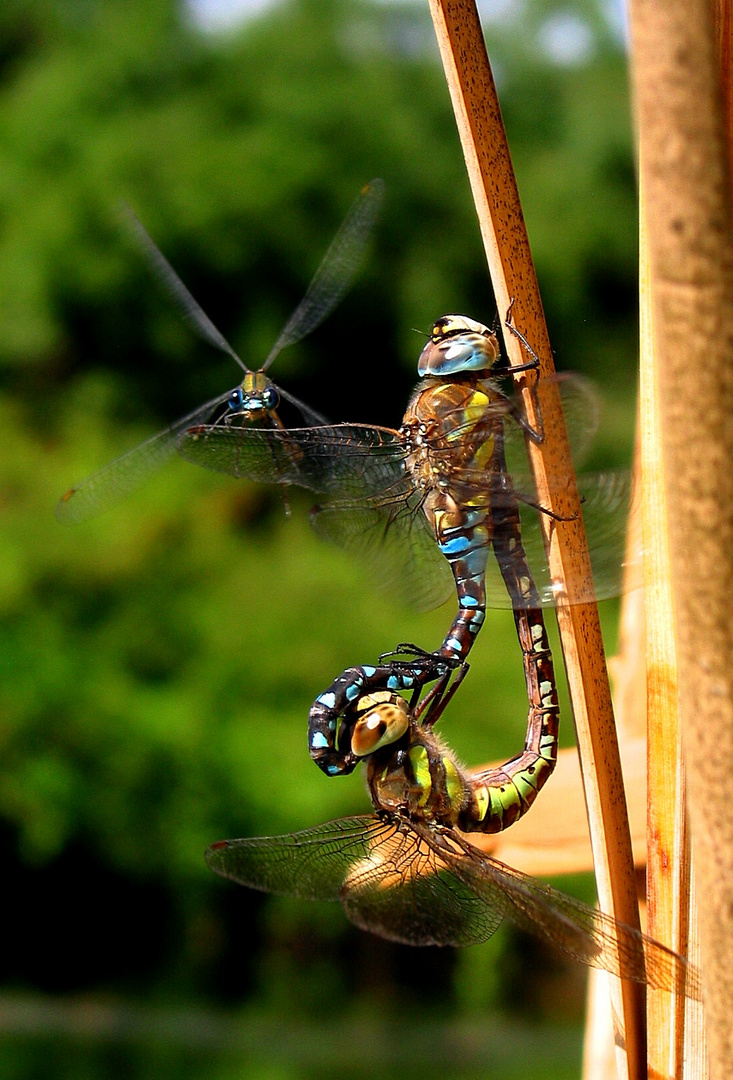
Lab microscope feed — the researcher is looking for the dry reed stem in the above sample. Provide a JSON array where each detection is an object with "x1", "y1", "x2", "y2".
[{"x1": 426, "y1": 2, "x2": 645, "y2": 1076}]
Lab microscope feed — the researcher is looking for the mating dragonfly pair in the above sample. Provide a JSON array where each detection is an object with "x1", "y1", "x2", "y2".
[{"x1": 58, "y1": 182, "x2": 698, "y2": 998}]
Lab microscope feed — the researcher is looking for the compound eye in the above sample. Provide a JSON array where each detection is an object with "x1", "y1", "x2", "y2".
[
  {"x1": 351, "y1": 696, "x2": 409, "y2": 757},
  {"x1": 262, "y1": 385, "x2": 280, "y2": 410},
  {"x1": 227, "y1": 388, "x2": 245, "y2": 412}
]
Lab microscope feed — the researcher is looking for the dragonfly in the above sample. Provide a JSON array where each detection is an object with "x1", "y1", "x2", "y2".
[
  {"x1": 55, "y1": 179, "x2": 384, "y2": 524},
  {"x1": 177, "y1": 312, "x2": 631, "y2": 768},
  {"x1": 207, "y1": 674, "x2": 699, "y2": 999}
]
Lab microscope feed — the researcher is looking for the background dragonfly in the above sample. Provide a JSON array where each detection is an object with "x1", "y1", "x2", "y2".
[{"x1": 55, "y1": 179, "x2": 383, "y2": 524}]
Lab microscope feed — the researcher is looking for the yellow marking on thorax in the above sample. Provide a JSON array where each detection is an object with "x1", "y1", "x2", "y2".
[
  {"x1": 408, "y1": 745, "x2": 432, "y2": 806},
  {"x1": 442, "y1": 389, "x2": 491, "y2": 445}
]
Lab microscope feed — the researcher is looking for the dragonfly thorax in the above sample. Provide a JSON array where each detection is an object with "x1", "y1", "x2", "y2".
[
  {"x1": 365, "y1": 721, "x2": 470, "y2": 827},
  {"x1": 418, "y1": 315, "x2": 500, "y2": 377}
]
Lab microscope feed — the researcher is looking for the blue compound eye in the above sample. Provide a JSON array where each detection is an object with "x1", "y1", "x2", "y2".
[
  {"x1": 262, "y1": 385, "x2": 280, "y2": 410},
  {"x1": 227, "y1": 388, "x2": 245, "y2": 412}
]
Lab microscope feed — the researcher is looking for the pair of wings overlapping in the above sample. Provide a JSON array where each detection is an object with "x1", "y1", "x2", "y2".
[
  {"x1": 206, "y1": 814, "x2": 698, "y2": 999},
  {"x1": 177, "y1": 372, "x2": 633, "y2": 612}
]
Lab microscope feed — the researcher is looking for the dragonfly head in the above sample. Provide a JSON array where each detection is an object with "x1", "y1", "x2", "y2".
[
  {"x1": 350, "y1": 691, "x2": 410, "y2": 757},
  {"x1": 227, "y1": 374, "x2": 280, "y2": 419},
  {"x1": 418, "y1": 315, "x2": 500, "y2": 377}
]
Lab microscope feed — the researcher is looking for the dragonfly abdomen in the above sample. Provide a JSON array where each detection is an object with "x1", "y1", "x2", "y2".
[
  {"x1": 463, "y1": 505, "x2": 560, "y2": 833},
  {"x1": 426, "y1": 494, "x2": 491, "y2": 660}
]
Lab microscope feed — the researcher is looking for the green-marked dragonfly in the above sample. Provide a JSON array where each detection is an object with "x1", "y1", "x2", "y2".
[
  {"x1": 55, "y1": 180, "x2": 383, "y2": 524},
  {"x1": 207, "y1": 674, "x2": 698, "y2": 999}
]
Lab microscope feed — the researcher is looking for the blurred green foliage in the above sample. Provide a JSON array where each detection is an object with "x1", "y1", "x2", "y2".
[{"x1": 0, "y1": 0, "x2": 636, "y2": 1075}]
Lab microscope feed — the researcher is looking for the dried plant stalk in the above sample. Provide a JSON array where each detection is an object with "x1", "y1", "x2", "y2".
[{"x1": 426, "y1": 1, "x2": 644, "y2": 1076}]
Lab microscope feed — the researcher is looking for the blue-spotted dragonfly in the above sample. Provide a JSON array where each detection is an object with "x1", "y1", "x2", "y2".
[
  {"x1": 207, "y1": 673, "x2": 698, "y2": 998},
  {"x1": 178, "y1": 312, "x2": 632, "y2": 770},
  {"x1": 55, "y1": 180, "x2": 383, "y2": 524}
]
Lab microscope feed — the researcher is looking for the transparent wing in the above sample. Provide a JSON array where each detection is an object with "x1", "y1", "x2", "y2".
[
  {"x1": 122, "y1": 178, "x2": 383, "y2": 378},
  {"x1": 180, "y1": 417, "x2": 633, "y2": 610},
  {"x1": 454, "y1": 844, "x2": 701, "y2": 999},
  {"x1": 508, "y1": 370, "x2": 600, "y2": 474},
  {"x1": 206, "y1": 812, "x2": 700, "y2": 994},
  {"x1": 179, "y1": 387, "x2": 632, "y2": 610},
  {"x1": 427, "y1": 371, "x2": 600, "y2": 481},
  {"x1": 262, "y1": 179, "x2": 384, "y2": 368},
  {"x1": 486, "y1": 468, "x2": 636, "y2": 608},
  {"x1": 55, "y1": 390, "x2": 233, "y2": 525},
  {"x1": 124, "y1": 206, "x2": 244, "y2": 368},
  {"x1": 311, "y1": 497, "x2": 454, "y2": 614},
  {"x1": 277, "y1": 385, "x2": 329, "y2": 426},
  {"x1": 339, "y1": 820, "x2": 504, "y2": 947},
  {"x1": 179, "y1": 422, "x2": 407, "y2": 496},
  {"x1": 58, "y1": 184, "x2": 383, "y2": 524},
  {"x1": 206, "y1": 815, "x2": 502, "y2": 947},
  {"x1": 206, "y1": 815, "x2": 395, "y2": 901},
  {"x1": 311, "y1": 468, "x2": 634, "y2": 611}
]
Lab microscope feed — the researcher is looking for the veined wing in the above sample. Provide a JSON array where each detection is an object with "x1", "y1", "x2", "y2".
[
  {"x1": 453, "y1": 841, "x2": 701, "y2": 998},
  {"x1": 311, "y1": 496, "x2": 454, "y2": 614},
  {"x1": 124, "y1": 179, "x2": 383, "y2": 381},
  {"x1": 312, "y1": 468, "x2": 635, "y2": 611},
  {"x1": 179, "y1": 423, "x2": 408, "y2": 498},
  {"x1": 57, "y1": 183, "x2": 382, "y2": 525},
  {"x1": 206, "y1": 812, "x2": 701, "y2": 992},
  {"x1": 277, "y1": 385, "x2": 329, "y2": 427},
  {"x1": 206, "y1": 815, "x2": 502, "y2": 947},
  {"x1": 490, "y1": 468, "x2": 636, "y2": 608},
  {"x1": 55, "y1": 390, "x2": 233, "y2": 524},
  {"x1": 339, "y1": 819, "x2": 700, "y2": 992},
  {"x1": 425, "y1": 370, "x2": 601, "y2": 481},
  {"x1": 339, "y1": 819, "x2": 504, "y2": 947},
  {"x1": 507, "y1": 369, "x2": 600, "y2": 474},
  {"x1": 206, "y1": 815, "x2": 398, "y2": 901},
  {"x1": 124, "y1": 207, "x2": 246, "y2": 371}
]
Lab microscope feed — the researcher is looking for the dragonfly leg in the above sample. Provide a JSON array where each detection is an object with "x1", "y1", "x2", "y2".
[
  {"x1": 514, "y1": 489, "x2": 576, "y2": 523},
  {"x1": 413, "y1": 660, "x2": 469, "y2": 729},
  {"x1": 499, "y1": 303, "x2": 550, "y2": 445},
  {"x1": 378, "y1": 641, "x2": 456, "y2": 664},
  {"x1": 503, "y1": 301, "x2": 541, "y2": 370}
]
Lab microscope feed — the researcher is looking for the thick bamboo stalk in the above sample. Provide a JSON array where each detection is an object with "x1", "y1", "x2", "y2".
[
  {"x1": 626, "y1": 1, "x2": 733, "y2": 1078},
  {"x1": 426, "y1": 2, "x2": 645, "y2": 1076}
]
